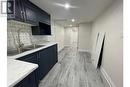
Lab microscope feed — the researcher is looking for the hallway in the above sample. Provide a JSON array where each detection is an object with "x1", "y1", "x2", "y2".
[{"x1": 39, "y1": 47, "x2": 106, "y2": 87}]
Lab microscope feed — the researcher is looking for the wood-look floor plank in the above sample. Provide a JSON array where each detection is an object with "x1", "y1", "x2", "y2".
[{"x1": 39, "y1": 47, "x2": 106, "y2": 87}]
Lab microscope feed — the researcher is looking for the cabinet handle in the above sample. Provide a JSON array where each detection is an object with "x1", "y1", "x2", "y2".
[
  {"x1": 23, "y1": 12, "x2": 26, "y2": 21},
  {"x1": 21, "y1": 11, "x2": 24, "y2": 20},
  {"x1": 21, "y1": 11, "x2": 26, "y2": 21}
]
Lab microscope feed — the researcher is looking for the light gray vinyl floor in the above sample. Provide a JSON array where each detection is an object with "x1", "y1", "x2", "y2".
[{"x1": 39, "y1": 47, "x2": 106, "y2": 87}]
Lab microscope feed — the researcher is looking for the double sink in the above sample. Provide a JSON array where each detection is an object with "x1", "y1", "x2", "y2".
[{"x1": 7, "y1": 44, "x2": 45, "y2": 56}]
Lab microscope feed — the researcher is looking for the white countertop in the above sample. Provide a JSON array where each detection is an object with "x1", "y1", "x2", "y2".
[
  {"x1": 8, "y1": 42, "x2": 57, "y2": 59},
  {"x1": 7, "y1": 42, "x2": 57, "y2": 87},
  {"x1": 8, "y1": 59, "x2": 38, "y2": 87}
]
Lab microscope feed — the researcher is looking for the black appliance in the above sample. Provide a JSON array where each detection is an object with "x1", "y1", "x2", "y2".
[{"x1": 31, "y1": 22, "x2": 51, "y2": 35}]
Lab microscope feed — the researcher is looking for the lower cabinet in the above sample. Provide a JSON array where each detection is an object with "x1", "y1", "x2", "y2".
[
  {"x1": 16, "y1": 44, "x2": 58, "y2": 86},
  {"x1": 14, "y1": 71, "x2": 38, "y2": 87},
  {"x1": 38, "y1": 48, "x2": 50, "y2": 80},
  {"x1": 38, "y1": 44, "x2": 58, "y2": 80},
  {"x1": 17, "y1": 52, "x2": 39, "y2": 86},
  {"x1": 17, "y1": 52, "x2": 38, "y2": 64}
]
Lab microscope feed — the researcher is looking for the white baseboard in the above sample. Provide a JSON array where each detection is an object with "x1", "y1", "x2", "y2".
[
  {"x1": 78, "y1": 49, "x2": 91, "y2": 53},
  {"x1": 58, "y1": 46, "x2": 65, "y2": 52},
  {"x1": 100, "y1": 67, "x2": 116, "y2": 87},
  {"x1": 64, "y1": 45, "x2": 71, "y2": 47}
]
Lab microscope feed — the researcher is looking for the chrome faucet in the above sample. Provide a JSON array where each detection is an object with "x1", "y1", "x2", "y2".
[{"x1": 16, "y1": 28, "x2": 24, "y2": 53}]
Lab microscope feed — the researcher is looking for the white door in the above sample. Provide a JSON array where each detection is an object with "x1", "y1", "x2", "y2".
[{"x1": 93, "y1": 32, "x2": 105, "y2": 68}]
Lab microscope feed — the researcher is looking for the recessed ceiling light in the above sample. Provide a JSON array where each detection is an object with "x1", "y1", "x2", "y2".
[
  {"x1": 64, "y1": 3, "x2": 70, "y2": 9},
  {"x1": 71, "y1": 19, "x2": 75, "y2": 22},
  {"x1": 54, "y1": 3, "x2": 78, "y2": 9}
]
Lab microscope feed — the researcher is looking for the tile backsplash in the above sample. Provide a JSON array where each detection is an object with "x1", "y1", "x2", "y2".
[{"x1": 7, "y1": 20, "x2": 53, "y2": 50}]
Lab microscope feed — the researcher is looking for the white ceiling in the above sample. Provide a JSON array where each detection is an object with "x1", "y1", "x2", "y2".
[{"x1": 30, "y1": 0, "x2": 114, "y2": 27}]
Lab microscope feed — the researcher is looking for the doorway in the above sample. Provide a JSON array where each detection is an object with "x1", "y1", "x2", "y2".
[
  {"x1": 64, "y1": 27, "x2": 78, "y2": 48},
  {"x1": 70, "y1": 27, "x2": 78, "y2": 47}
]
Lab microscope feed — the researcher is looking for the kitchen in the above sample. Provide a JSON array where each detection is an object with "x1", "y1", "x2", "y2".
[{"x1": 6, "y1": 0, "x2": 123, "y2": 87}]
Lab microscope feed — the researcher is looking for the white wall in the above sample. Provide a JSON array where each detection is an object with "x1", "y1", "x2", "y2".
[
  {"x1": 52, "y1": 21, "x2": 65, "y2": 51},
  {"x1": 78, "y1": 23, "x2": 92, "y2": 52},
  {"x1": 91, "y1": 0, "x2": 123, "y2": 87},
  {"x1": 64, "y1": 27, "x2": 72, "y2": 46}
]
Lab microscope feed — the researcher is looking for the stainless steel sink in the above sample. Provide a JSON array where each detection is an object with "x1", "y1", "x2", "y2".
[
  {"x1": 7, "y1": 50, "x2": 19, "y2": 56},
  {"x1": 7, "y1": 44, "x2": 45, "y2": 56},
  {"x1": 7, "y1": 48, "x2": 32, "y2": 56},
  {"x1": 25, "y1": 44, "x2": 45, "y2": 49}
]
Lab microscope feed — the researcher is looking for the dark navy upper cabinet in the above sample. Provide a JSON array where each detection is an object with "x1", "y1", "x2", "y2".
[
  {"x1": 7, "y1": 0, "x2": 51, "y2": 25},
  {"x1": 23, "y1": 0, "x2": 38, "y2": 25},
  {"x1": 7, "y1": 0, "x2": 25, "y2": 21},
  {"x1": 36, "y1": 8, "x2": 51, "y2": 25}
]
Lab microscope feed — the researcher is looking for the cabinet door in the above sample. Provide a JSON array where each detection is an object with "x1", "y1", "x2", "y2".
[
  {"x1": 48, "y1": 45, "x2": 57, "y2": 68},
  {"x1": 14, "y1": 71, "x2": 38, "y2": 87},
  {"x1": 38, "y1": 48, "x2": 50, "y2": 80},
  {"x1": 52, "y1": 44, "x2": 58, "y2": 65},
  {"x1": 17, "y1": 53, "x2": 39, "y2": 84},
  {"x1": 7, "y1": 0, "x2": 24, "y2": 21},
  {"x1": 44, "y1": 14, "x2": 51, "y2": 25},
  {"x1": 23, "y1": 0, "x2": 38, "y2": 25},
  {"x1": 15, "y1": 0, "x2": 24, "y2": 21},
  {"x1": 38, "y1": 45, "x2": 58, "y2": 80},
  {"x1": 36, "y1": 8, "x2": 50, "y2": 25}
]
